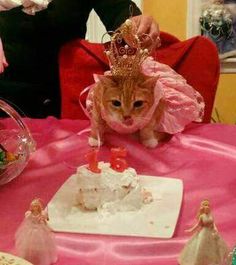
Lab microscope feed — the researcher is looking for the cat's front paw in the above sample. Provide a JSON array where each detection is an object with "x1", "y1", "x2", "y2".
[
  {"x1": 88, "y1": 137, "x2": 104, "y2": 147},
  {"x1": 142, "y1": 138, "x2": 158, "y2": 148}
]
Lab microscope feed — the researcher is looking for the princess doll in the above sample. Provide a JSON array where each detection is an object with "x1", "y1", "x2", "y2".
[
  {"x1": 15, "y1": 198, "x2": 57, "y2": 265},
  {"x1": 178, "y1": 199, "x2": 229, "y2": 265}
]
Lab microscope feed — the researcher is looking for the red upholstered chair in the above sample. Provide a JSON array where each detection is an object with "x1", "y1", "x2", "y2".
[{"x1": 59, "y1": 32, "x2": 220, "y2": 122}]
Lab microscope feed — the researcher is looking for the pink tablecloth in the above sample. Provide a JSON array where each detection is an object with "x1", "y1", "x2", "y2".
[{"x1": 0, "y1": 117, "x2": 236, "y2": 265}]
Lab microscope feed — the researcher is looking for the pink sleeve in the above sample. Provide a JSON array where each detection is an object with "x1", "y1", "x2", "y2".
[
  {"x1": 142, "y1": 57, "x2": 205, "y2": 134},
  {"x1": 0, "y1": 0, "x2": 22, "y2": 11},
  {"x1": 24, "y1": 211, "x2": 31, "y2": 218},
  {"x1": 0, "y1": 37, "x2": 9, "y2": 73}
]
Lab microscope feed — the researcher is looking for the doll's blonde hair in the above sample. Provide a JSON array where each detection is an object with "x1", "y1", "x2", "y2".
[
  {"x1": 29, "y1": 198, "x2": 43, "y2": 213},
  {"x1": 197, "y1": 199, "x2": 211, "y2": 219}
]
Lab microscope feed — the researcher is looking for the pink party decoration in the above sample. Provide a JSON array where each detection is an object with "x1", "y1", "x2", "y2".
[{"x1": 110, "y1": 147, "x2": 128, "y2": 172}]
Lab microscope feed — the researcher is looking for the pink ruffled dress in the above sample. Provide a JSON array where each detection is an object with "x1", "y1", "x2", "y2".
[
  {"x1": 86, "y1": 56, "x2": 205, "y2": 135},
  {"x1": 15, "y1": 211, "x2": 57, "y2": 265}
]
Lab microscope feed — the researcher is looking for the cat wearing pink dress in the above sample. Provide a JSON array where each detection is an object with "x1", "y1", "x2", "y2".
[
  {"x1": 87, "y1": 56, "x2": 204, "y2": 148},
  {"x1": 86, "y1": 19, "x2": 204, "y2": 148}
]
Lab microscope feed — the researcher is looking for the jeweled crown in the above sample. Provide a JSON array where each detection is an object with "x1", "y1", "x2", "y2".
[
  {"x1": 103, "y1": 19, "x2": 152, "y2": 78},
  {"x1": 30, "y1": 198, "x2": 43, "y2": 208}
]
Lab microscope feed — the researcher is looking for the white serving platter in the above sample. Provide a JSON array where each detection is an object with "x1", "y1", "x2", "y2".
[
  {"x1": 48, "y1": 173, "x2": 183, "y2": 239},
  {"x1": 0, "y1": 252, "x2": 32, "y2": 265}
]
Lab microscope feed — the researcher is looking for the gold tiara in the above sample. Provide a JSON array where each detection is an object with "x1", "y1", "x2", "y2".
[
  {"x1": 30, "y1": 198, "x2": 43, "y2": 207},
  {"x1": 103, "y1": 19, "x2": 152, "y2": 78},
  {"x1": 201, "y1": 199, "x2": 210, "y2": 206}
]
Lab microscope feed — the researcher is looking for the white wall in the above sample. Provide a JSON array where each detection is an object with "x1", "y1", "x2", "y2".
[
  {"x1": 187, "y1": 0, "x2": 209, "y2": 38},
  {"x1": 86, "y1": 0, "x2": 142, "y2": 43}
]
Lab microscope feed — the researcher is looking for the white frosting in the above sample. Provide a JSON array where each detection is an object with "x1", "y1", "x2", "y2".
[{"x1": 75, "y1": 162, "x2": 151, "y2": 212}]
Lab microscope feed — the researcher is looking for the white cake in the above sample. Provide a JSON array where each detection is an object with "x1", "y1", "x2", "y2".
[{"x1": 75, "y1": 162, "x2": 152, "y2": 212}]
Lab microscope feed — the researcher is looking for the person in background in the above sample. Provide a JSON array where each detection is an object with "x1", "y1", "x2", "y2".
[{"x1": 0, "y1": 0, "x2": 159, "y2": 118}]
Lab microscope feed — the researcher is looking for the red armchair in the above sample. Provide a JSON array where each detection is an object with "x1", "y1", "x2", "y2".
[{"x1": 59, "y1": 32, "x2": 220, "y2": 122}]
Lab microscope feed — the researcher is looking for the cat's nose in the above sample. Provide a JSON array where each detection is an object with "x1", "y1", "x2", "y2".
[{"x1": 123, "y1": 116, "x2": 133, "y2": 126}]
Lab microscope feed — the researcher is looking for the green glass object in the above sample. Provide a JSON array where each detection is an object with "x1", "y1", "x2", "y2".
[
  {"x1": 0, "y1": 150, "x2": 6, "y2": 162},
  {"x1": 232, "y1": 247, "x2": 236, "y2": 265}
]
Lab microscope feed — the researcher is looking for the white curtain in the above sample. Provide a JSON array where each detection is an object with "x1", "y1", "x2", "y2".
[{"x1": 86, "y1": 0, "x2": 143, "y2": 43}]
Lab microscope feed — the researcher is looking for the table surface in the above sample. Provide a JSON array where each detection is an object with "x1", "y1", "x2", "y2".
[{"x1": 0, "y1": 117, "x2": 236, "y2": 265}]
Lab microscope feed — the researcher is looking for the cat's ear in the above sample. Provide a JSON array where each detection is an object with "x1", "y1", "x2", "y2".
[
  {"x1": 141, "y1": 76, "x2": 159, "y2": 88},
  {"x1": 96, "y1": 75, "x2": 117, "y2": 87}
]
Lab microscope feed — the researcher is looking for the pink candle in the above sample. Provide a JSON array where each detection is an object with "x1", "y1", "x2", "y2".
[
  {"x1": 110, "y1": 147, "x2": 128, "y2": 172},
  {"x1": 85, "y1": 149, "x2": 101, "y2": 173}
]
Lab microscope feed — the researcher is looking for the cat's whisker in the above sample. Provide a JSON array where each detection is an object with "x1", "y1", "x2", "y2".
[{"x1": 136, "y1": 116, "x2": 150, "y2": 122}]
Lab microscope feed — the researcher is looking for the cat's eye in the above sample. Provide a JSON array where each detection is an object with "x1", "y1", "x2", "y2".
[
  {"x1": 112, "y1": 100, "x2": 121, "y2": 107},
  {"x1": 133, "y1": 100, "x2": 143, "y2": 108}
]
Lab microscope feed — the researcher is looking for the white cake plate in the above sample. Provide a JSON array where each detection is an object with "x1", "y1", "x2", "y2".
[
  {"x1": 0, "y1": 252, "x2": 32, "y2": 265},
  {"x1": 48, "y1": 174, "x2": 183, "y2": 239}
]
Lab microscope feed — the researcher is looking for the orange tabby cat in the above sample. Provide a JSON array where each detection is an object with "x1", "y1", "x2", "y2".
[{"x1": 88, "y1": 73, "x2": 168, "y2": 148}]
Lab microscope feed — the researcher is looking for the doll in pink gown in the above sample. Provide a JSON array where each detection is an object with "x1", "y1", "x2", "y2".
[
  {"x1": 178, "y1": 200, "x2": 229, "y2": 265},
  {"x1": 15, "y1": 198, "x2": 57, "y2": 265}
]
